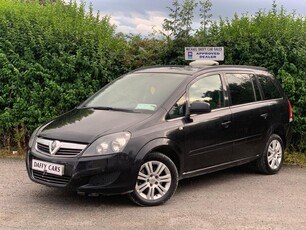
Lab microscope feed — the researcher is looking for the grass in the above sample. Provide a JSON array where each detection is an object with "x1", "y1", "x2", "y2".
[
  {"x1": 0, "y1": 149, "x2": 26, "y2": 160},
  {"x1": 1, "y1": 148, "x2": 305, "y2": 166},
  {"x1": 284, "y1": 151, "x2": 306, "y2": 167}
]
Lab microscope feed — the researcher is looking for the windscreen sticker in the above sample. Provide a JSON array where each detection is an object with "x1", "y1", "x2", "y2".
[{"x1": 135, "y1": 104, "x2": 157, "y2": 111}]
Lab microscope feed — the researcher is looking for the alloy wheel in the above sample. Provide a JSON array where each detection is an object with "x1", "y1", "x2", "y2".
[
  {"x1": 267, "y1": 139, "x2": 283, "y2": 170},
  {"x1": 135, "y1": 160, "x2": 172, "y2": 201}
]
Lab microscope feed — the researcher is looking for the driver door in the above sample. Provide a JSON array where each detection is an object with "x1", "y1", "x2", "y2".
[{"x1": 183, "y1": 74, "x2": 234, "y2": 172}]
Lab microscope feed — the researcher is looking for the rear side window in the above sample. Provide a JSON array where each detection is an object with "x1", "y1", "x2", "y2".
[
  {"x1": 257, "y1": 75, "x2": 282, "y2": 100},
  {"x1": 226, "y1": 74, "x2": 258, "y2": 106}
]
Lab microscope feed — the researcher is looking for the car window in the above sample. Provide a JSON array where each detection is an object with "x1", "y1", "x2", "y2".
[
  {"x1": 84, "y1": 73, "x2": 188, "y2": 112},
  {"x1": 188, "y1": 74, "x2": 224, "y2": 110},
  {"x1": 226, "y1": 73, "x2": 257, "y2": 106},
  {"x1": 257, "y1": 75, "x2": 282, "y2": 100},
  {"x1": 167, "y1": 94, "x2": 186, "y2": 119}
]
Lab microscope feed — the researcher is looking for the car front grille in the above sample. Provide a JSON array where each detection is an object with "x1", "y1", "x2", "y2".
[
  {"x1": 32, "y1": 170, "x2": 71, "y2": 185},
  {"x1": 35, "y1": 138, "x2": 87, "y2": 157}
]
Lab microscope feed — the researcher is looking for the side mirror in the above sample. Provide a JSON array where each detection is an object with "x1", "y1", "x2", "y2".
[{"x1": 189, "y1": 101, "x2": 211, "y2": 114}]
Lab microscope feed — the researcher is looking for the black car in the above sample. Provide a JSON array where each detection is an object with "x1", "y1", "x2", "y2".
[{"x1": 26, "y1": 64, "x2": 292, "y2": 206}]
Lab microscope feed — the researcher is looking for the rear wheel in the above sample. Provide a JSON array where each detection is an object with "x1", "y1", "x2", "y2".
[
  {"x1": 256, "y1": 134, "x2": 284, "y2": 174},
  {"x1": 129, "y1": 152, "x2": 178, "y2": 206}
]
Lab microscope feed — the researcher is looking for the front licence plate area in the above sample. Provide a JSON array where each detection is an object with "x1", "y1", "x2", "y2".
[{"x1": 32, "y1": 159, "x2": 64, "y2": 176}]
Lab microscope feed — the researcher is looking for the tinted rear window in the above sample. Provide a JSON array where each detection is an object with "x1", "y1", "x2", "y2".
[
  {"x1": 226, "y1": 73, "x2": 257, "y2": 106},
  {"x1": 257, "y1": 75, "x2": 282, "y2": 100}
]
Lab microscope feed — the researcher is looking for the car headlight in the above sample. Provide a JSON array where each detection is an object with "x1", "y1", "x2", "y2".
[
  {"x1": 28, "y1": 127, "x2": 40, "y2": 149},
  {"x1": 82, "y1": 132, "x2": 131, "y2": 157}
]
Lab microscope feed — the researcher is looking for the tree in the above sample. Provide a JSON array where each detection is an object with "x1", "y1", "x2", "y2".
[
  {"x1": 161, "y1": 0, "x2": 198, "y2": 64},
  {"x1": 162, "y1": 0, "x2": 198, "y2": 38},
  {"x1": 162, "y1": 0, "x2": 181, "y2": 37},
  {"x1": 199, "y1": 0, "x2": 212, "y2": 43},
  {"x1": 178, "y1": 0, "x2": 198, "y2": 37}
]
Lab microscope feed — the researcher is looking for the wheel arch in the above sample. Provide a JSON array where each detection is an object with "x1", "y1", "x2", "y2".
[
  {"x1": 135, "y1": 138, "x2": 184, "y2": 177},
  {"x1": 268, "y1": 124, "x2": 288, "y2": 148}
]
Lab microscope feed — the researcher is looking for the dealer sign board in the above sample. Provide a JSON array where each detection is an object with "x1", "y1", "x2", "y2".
[{"x1": 185, "y1": 47, "x2": 224, "y2": 61}]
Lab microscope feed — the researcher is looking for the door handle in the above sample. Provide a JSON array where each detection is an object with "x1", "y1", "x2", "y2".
[
  {"x1": 221, "y1": 121, "x2": 231, "y2": 128},
  {"x1": 260, "y1": 113, "x2": 269, "y2": 119}
]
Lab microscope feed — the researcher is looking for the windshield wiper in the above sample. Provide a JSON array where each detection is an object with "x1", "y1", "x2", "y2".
[
  {"x1": 82, "y1": 106, "x2": 112, "y2": 110},
  {"x1": 80, "y1": 106, "x2": 140, "y2": 113}
]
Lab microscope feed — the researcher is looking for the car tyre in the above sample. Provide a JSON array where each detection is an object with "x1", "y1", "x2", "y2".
[
  {"x1": 256, "y1": 134, "x2": 284, "y2": 175},
  {"x1": 129, "y1": 152, "x2": 178, "y2": 206}
]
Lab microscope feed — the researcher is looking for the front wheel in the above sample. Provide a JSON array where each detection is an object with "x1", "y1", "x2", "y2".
[
  {"x1": 256, "y1": 134, "x2": 284, "y2": 175},
  {"x1": 129, "y1": 152, "x2": 178, "y2": 206}
]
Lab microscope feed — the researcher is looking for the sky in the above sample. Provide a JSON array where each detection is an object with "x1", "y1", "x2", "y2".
[{"x1": 71, "y1": 0, "x2": 306, "y2": 35}]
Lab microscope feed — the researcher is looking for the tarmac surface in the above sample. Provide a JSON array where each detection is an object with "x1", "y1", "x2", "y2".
[{"x1": 1, "y1": 158, "x2": 305, "y2": 230}]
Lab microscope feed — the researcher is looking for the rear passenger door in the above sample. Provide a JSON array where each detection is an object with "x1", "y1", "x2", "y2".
[{"x1": 226, "y1": 73, "x2": 269, "y2": 161}]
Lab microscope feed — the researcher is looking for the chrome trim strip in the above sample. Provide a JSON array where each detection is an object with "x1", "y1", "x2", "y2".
[
  {"x1": 36, "y1": 138, "x2": 87, "y2": 149},
  {"x1": 35, "y1": 137, "x2": 87, "y2": 157}
]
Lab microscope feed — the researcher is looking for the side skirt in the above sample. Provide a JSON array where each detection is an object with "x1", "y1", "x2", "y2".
[{"x1": 181, "y1": 155, "x2": 259, "y2": 180}]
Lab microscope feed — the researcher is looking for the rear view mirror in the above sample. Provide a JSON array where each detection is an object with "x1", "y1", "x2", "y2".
[{"x1": 189, "y1": 101, "x2": 211, "y2": 114}]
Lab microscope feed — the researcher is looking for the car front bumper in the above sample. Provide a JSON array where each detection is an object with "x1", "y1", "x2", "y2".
[{"x1": 26, "y1": 148, "x2": 139, "y2": 195}]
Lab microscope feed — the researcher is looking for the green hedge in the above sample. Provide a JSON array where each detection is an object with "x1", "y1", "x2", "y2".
[
  {"x1": 0, "y1": 1, "x2": 305, "y2": 152},
  {"x1": 202, "y1": 8, "x2": 306, "y2": 151},
  {"x1": 0, "y1": 0, "x2": 127, "y2": 150},
  {"x1": 154, "y1": 6, "x2": 306, "y2": 151}
]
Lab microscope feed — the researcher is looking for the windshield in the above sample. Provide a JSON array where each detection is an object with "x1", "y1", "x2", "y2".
[{"x1": 83, "y1": 72, "x2": 188, "y2": 112}]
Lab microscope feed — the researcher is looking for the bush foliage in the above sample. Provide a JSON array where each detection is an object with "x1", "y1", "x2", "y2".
[
  {"x1": 204, "y1": 7, "x2": 306, "y2": 151},
  {"x1": 0, "y1": 0, "x2": 305, "y2": 152},
  {"x1": 159, "y1": 2, "x2": 306, "y2": 152},
  {"x1": 0, "y1": 0, "x2": 128, "y2": 150}
]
